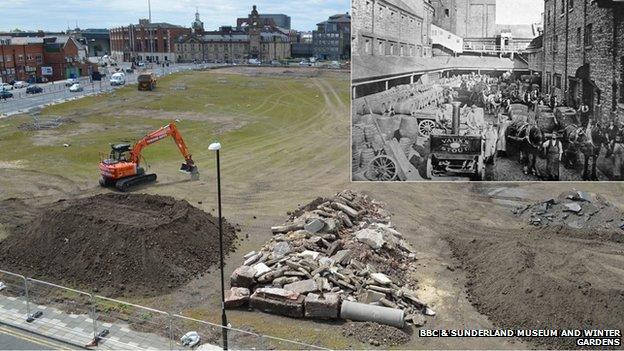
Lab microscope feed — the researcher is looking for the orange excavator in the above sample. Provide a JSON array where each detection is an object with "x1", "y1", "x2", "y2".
[{"x1": 98, "y1": 123, "x2": 198, "y2": 191}]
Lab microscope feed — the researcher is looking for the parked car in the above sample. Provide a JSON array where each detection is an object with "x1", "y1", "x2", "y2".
[
  {"x1": 0, "y1": 90, "x2": 13, "y2": 99},
  {"x1": 270, "y1": 60, "x2": 281, "y2": 66},
  {"x1": 110, "y1": 72, "x2": 126, "y2": 86},
  {"x1": 69, "y1": 83, "x2": 83, "y2": 92},
  {"x1": 0, "y1": 83, "x2": 14, "y2": 91},
  {"x1": 299, "y1": 60, "x2": 311, "y2": 66},
  {"x1": 13, "y1": 81, "x2": 29, "y2": 89},
  {"x1": 26, "y1": 85, "x2": 43, "y2": 94},
  {"x1": 65, "y1": 78, "x2": 79, "y2": 87}
]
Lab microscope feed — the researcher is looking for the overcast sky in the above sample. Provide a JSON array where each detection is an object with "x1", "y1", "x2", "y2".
[
  {"x1": 0, "y1": 0, "x2": 349, "y2": 32},
  {"x1": 496, "y1": 0, "x2": 544, "y2": 25}
]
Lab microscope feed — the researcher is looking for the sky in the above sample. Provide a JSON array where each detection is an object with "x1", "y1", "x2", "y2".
[
  {"x1": 496, "y1": 0, "x2": 544, "y2": 25},
  {"x1": 0, "y1": 0, "x2": 349, "y2": 32}
]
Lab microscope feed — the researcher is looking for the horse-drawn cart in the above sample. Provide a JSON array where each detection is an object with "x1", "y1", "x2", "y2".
[{"x1": 426, "y1": 134, "x2": 485, "y2": 180}]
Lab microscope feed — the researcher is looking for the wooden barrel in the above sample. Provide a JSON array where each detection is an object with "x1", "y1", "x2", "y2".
[
  {"x1": 369, "y1": 101, "x2": 388, "y2": 115},
  {"x1": 399, "y1": 115, "x2": 420, "y2": 139},
  {"x1": 554, "y1": 107, "x2": 578, "y2": 127},
  {"x1": 364, "y1": 124, "x2": 378, "y2": 142},
  {"x1": 352, "y1": 149, "x2": 361, "y2": 172},
  {"x1": 352, "y1": 124, "x2": 366, "y2": 146},
  {"x1": 360, "y1": 147, "x2": 375, "y2": 167}
]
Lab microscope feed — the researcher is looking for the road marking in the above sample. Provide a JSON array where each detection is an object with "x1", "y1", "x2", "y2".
[{"x1": 0, "y1": 325, "x2": 75, "y2": 350}]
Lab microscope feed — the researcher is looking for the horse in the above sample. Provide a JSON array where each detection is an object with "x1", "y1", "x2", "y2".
[
  {"x1": 505, "y1": 121, "x2": 544, "y2": 176},
  {"x1": 564, "y1": 123, "x2": 605, "y2": 180},
  {"x1": 482, "y1": 91, "x2": 501, "y2": 115}
]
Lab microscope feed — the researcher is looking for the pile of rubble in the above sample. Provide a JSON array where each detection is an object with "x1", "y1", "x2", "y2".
[
  {"x1": 226, "y1": 190, "x2": 433, "y2": 328},
  {"x1": 515, "y1": 190, "x2": 624, "y2": 231}
]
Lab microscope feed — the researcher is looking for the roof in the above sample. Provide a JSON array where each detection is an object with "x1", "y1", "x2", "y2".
[
  {"x1": 496, "y1": 24, "x2": 536, "y2": 39},
  {"x1": 353, "y1": 54, "x2": 529, "y2": 81},
  {"x1": 526, "y1": 35, "x2": 543, "y2": 51},
  {"x1": 3, "y1": 37, "x2": 44, "y2": 44}
]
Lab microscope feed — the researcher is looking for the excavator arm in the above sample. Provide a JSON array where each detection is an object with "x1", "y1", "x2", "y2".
[{"x1": 130, "y1": 123, "x2": 197, "y2": 173}]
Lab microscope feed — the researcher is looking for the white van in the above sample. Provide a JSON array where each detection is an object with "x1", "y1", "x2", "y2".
[{"x1": 110, "y1": 72, "x2": 126, "y2": 86}]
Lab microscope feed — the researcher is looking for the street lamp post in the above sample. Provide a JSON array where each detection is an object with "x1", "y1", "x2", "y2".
[{"x1": 208, "y1": 142, "x2": 228, "y2": 350}]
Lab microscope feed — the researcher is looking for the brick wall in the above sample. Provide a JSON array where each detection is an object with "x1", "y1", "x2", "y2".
[{"x1": 542, "y1": 0, "x2": 622, "y2": 122}]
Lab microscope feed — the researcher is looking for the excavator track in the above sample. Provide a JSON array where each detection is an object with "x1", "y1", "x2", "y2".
[{"x1": 114, "y1": 173, "x2": 157, "y2": 192}]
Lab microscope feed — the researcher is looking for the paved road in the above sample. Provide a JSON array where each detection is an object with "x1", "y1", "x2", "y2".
[
  {"x1": 0, "y1": 63, "x2": 218, "y2": 117},
  {"x1": 0, "y1": 324, "x2": 81, "y2": 350}
]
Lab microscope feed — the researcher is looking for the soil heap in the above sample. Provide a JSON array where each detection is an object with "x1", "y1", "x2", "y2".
[
  {"x1": 0, "y1": 194, "x2": 237, "y2": 296},
  {"x1": 341, "y1": 321, "x2": 411, "y2": 347},
  {"x1": 447, "y1": 191, "x2": 624, "y2": 349}
]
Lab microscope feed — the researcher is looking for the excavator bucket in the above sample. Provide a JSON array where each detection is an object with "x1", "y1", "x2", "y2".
[{"x1": 180, "y1": 163, "x2": 199, "y2": 174}]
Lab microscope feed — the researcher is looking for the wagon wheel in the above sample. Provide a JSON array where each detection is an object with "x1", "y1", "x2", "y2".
[
  {"x1": 418, "y1": 119, "x2": 437, "y2": 137},
  {"x1": 367, "y1": 155, "x2": 398, "y2": 181}
]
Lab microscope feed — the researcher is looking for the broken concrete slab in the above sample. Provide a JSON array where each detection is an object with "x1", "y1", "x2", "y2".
[
  {"x1": 331, "y1": 249, "x2": 351, "y2": 266},
  {"x1": 304, "y1": 218, "x2": 325, "y2": 233},
  {"x1": 271, "y1": 224, "x2": 304, "y2": 234},
  {"x1": 370, "y1": 272, "x2": 392, "y2": 285},
  {"x1": 272, "y1": 242, "x2": 291, "y2": 258},
  {"x1": 355, "y1": 229, "x2": 385, "y2": 250},
  {"x1": 250, "y1": 288, "x2": 305, "y2": 318},
  {"x1": 243, "y1": 252, "x2": 262, "y2": 266},
  {"x1": 225, "y1": 287, "x2": 250, "y2": 308},
  {"x1": 283, "y1": 279, "x2": 318, "y2": 294},
  {"x1": 252, "y1": 262, "x2": 271, "y2": 277},
  {"x1": 299, "y1": 250, "x2": 320, "y2": 260},
  {"x1": 230, "y1": 266, "x2": 257, "y2": 288},
  {"x1": 564, "y1": 202, "x2": 582, "y2": 213},
  {"x1": 304, "y1": 293, "x2": 340, "y2": 319},
  {"x1": 358, "y1": 289, "x2": 386, "y2": 304}
]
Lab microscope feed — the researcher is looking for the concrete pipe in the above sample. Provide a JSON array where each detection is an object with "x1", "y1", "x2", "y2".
[{"x1": 340, "y1": 300, "x2": 405, "y2": 328}]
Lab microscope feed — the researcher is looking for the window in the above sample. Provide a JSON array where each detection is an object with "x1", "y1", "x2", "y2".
[
  {"x1": 554, "y1": 74, "x2": 562, "y2": 89},
  {"x1": 576, "y1": 27, "x2": 581, "y2": 47},
  {"x1": 547, "y1": 72, "x2": 552, "y2": 88},
  {"x1": 445, "y1": 8, "x2": 450, "y2": 16},
  {"x1": 378, "y1": 40, "x2": 384, "y2": 55},
  {"x1": 585, "y1": 23, "x2": 593, "y2": 46},
  {"x1": 561, "y1": 0, "x2": 565, "y2": 13},
  {"x1": 35, "y1": 54, "x2": 42, "y2": 64},
  {"x1": 26, "y1": 54, "x2": 33, "y2": 60},
  {"x1": 17, "y1": 54, "x2": 23, "y2": 62},
  {"x1": 364, "y1": 38, "x2": 371, "y2": 54},
  {"x1": 548, "y1": 9, "x2": 551, "y2": 24},
  {"x1": 554, "y1": 35, "x2": 559, "y2": 52}
]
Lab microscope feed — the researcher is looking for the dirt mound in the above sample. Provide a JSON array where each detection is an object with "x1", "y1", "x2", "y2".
[
  {"x1": 516, "y1": 190, "x2": 624, "y2": 237},
  {"x1": 341, "y1": 321, "x2": 411, "y2": 346},
  {"x1": 0, "y1": 194, "x2": 237, "y2": 297},
  {"x1": 446, "y1": 227, "x2": 624, "y2": 349}
]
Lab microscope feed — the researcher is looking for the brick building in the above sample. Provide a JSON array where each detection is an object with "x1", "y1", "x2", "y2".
[
  {"x1": 175, "y1": 6, "x2": 290, "y2": 63},
  {"x1": 542, "y1": 0, "x2": 624, "y2": 122},
  {"x1": 351, "y1": 0, "x2": 435, "y2": 59},
  {"x1": 526, "y1": 35, "x2": 543, "y2": 74},
  {"x1": 313, "y1": 13, "x2": 351, "y2": 60},
  {"x1": 0, "y1": 35, "x2": 95, "y2": 82},
  {"x1": 109, "y1": 19, "x2": 190, "y2": 63},
  {"x1": 0, "y1": 37, "x2": 44, "y2": 83}
]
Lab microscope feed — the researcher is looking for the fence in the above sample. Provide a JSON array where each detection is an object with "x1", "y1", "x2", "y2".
[{"x1": 0, "y1": 269, "x2": 325, "y2": 350}]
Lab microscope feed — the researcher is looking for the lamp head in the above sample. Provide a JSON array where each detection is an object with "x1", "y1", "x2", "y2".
[{"x1": 208, "y1": 142, "x2": 221, "y2": 151}]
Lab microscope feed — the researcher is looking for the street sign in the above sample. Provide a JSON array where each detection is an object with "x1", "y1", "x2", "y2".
[{"x1": 41, "y1": 67, "x2": 53, "y2": 75}]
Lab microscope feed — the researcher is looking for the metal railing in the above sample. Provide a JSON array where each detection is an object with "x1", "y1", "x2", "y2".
[{"x1": 0, "y1": 269, "x2": 325, "y2": 350}]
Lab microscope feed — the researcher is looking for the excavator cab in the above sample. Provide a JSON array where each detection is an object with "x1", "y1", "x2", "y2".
[{"x1": 105, "y1": 143, "x2": 131, "y2": 164}]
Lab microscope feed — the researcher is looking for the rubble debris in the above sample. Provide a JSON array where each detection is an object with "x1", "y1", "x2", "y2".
[
  {"x1": 230, "y1": 266, "x2": 257, "y2": 289},
  {"x1": 516, "y1": 190, "x2": 624, "y2": 231},
  {"x1": 228, "y1": 190, "x2": 431, "y2": 329},
  {"x1": 224, "y1": 287, "x2": 250, "y2": 308},
  {"x1": 304, "y1": 293, "x2": 340, "y2": 319},
  {"x1": 250, "y1": 288, "x2": 305, "y2": 318}
]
